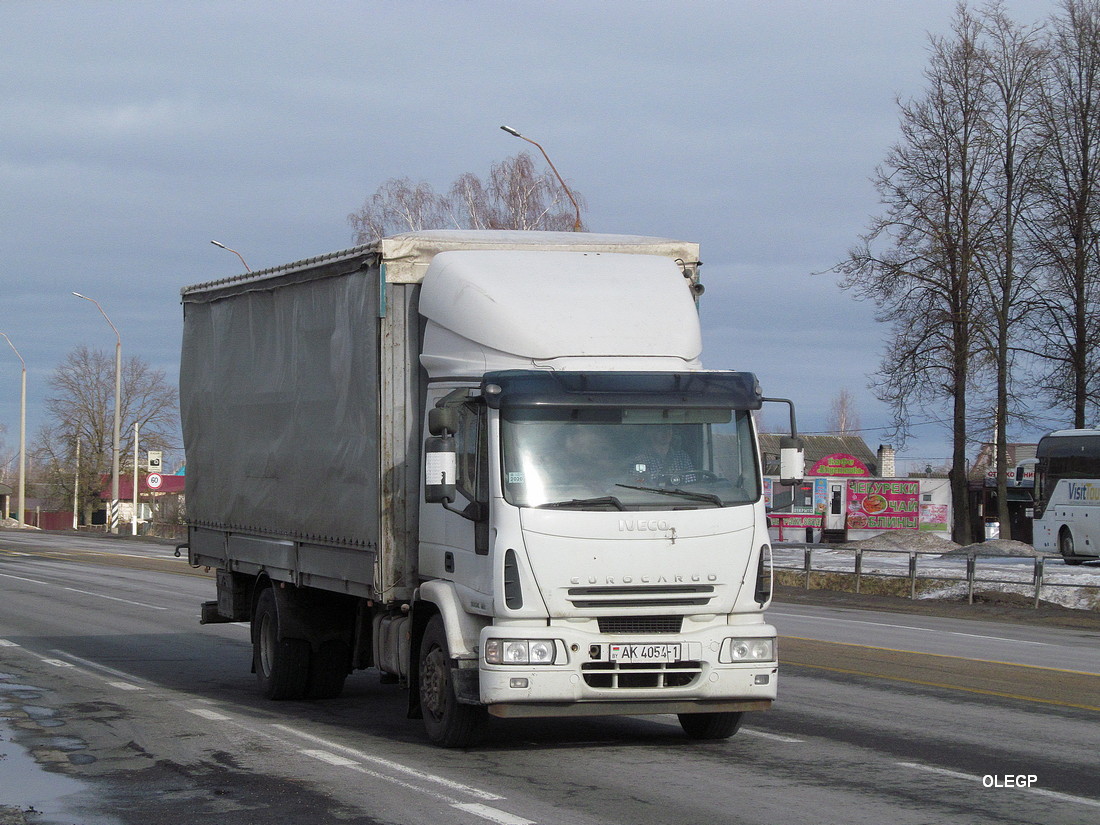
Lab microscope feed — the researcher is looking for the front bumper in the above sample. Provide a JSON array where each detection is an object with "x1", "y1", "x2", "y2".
[{"x1": 477, "y1": 622, "x2": 778, "y2": 717}]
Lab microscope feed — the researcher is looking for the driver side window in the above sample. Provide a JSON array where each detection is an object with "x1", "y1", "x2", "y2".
[{"x1": 455, "y1": 401, "x2": 488, "y2": 507}]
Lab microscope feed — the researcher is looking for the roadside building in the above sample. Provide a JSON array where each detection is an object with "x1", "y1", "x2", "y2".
[
  {"x1": 968, "y1": 442, "x2": 1037, "y2": 543},
  {"x1": 760, "y1": 434, "x2": 951, "y2": 543}
]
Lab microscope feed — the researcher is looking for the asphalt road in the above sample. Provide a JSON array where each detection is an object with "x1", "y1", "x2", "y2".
[{"x1": 1, "y1": 530, "x2": 1099, "y2": 825}]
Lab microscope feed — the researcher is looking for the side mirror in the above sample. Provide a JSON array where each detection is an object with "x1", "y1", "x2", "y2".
[
  {"x1": 779, "y1": 435, "x2": 805, "y2": 486},
  {"x1": 428, "y1": 406, "x2": 459, "y2": 437},
  {"x1": 424, "y1": 434, "x2": 457, "y2": 504}
]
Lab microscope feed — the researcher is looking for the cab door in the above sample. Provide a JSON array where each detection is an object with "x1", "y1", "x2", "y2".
[{"x1": 419, "y1": 392, "x2": 494, "y2": 605}]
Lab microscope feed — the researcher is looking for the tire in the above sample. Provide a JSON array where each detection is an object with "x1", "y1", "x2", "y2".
[
  {"x1": 678, "y1": 711, "x2": 744, "y2": 740},
  {"x1": 1060, "y1": 529, "x2": 1084, "y2": 566},
  {"x1": 308, "y1": 640, "x2": 350, "y2": 700},
  {"x1": 418, "y1": 615, "x2": 487, "y2": 748},
  {"x1": 253, "y1": 588, "x2": 311, "y2": 700}
]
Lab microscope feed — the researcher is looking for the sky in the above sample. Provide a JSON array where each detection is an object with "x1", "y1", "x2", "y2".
[{"x1": 0, "y1": 0, "x2": 1065, "y2": 478}]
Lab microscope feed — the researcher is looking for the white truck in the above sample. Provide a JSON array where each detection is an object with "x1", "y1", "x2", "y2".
[{"x1": 181, "y1": 230, "x2": 804, "y2": 746}]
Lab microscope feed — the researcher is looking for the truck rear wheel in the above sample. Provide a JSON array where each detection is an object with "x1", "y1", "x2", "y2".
[
  {"x1": 418, "y1": 615, "x2": 487, "y2": 747},
  {"x1": 678, "y1": 711, "x2": 743, "y2": 740},
  {"x1": 254, "y1": 588, "x2": 311, "y2": 700}
]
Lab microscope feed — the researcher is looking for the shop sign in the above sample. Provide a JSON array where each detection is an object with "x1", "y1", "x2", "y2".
[
  {"x1": 810, "y1": 453, "x2": 870, "y2": 477},
  {"x1": 846, "y1": 479, "x2": 920, "y2": 530}
]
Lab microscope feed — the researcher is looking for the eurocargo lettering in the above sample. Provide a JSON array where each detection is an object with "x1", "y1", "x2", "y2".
[{"x1": 180, "y1": 230, "x2": 806, "y2": 747}]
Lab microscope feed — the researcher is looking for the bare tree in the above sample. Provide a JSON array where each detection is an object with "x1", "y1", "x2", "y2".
[
  {"x1": 976, "y1": 0, "x2": 1047, "y2": 538},
  {"x1": 825, "y1": 388, "x2": 862, "y2": 435},
  {"x1": 1026, "y1": 0, "x2": 1100, "y2": 428},
  {"x1": 348, "y1": 151, "x2": 586, "y2": 243},
  {"x1": 837, "y1": 4, "x2": 997, "y2": 543},
  {"x1": 33, "y1": 346, "x2": 179, "y2": 522},
  {"x1": 347, "y1": 177, "x2": 450, "y2": 241}
]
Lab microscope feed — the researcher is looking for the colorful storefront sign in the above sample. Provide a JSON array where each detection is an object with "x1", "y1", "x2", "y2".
[
  {"x1": 809, "y1": 453, "x2": 870, "y2": 477},
  {"x1": 846, "y1": 479, "x2": 919, "y2": 531}
]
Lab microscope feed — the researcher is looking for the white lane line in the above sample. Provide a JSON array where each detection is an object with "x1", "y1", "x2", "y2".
[
  {"x1": 107, "y1": 681, "x2": 144, "y2": 691},
  {"x1": 297, "y1": 752, "x2": 533, "y2": 825},
  {"x1": 187, "y1": 708, "x2": 232, "y2": 721},
  {"x1": 452, "y1": 802, "x2": 536, "y2": 825},
  {"x1": 302, "y1": 749, "x2": 360, "y2": 767},
  {"x1": 898, "y1": 762, "x2": 1100, "y2": 809},
  {"x1": 0, "y1": 571, "x2": 167, "y2": 610},
  {"x1": 62, "y1": 586, "x2": 168, "y2": 610},
  {"x1": 769, "y1": 611, "x2": 1050, "y2": 647},
  {"x1": 40, "y1": 658, "x2": 74, "y2": 668},
  {"x1": 49, "y1": 650, "x2": 155, "y2": 688},
  {"x1": 0, "y1": 639, "x2": 19, "y2": 647},
  {"x1": 273, "y1": 724, "x2": 504, "y2": 801},
  {"x1": 741, "y1": 729, "x2": 804, "y2": 743},
  {"x1": 646, "y1": 716, "x2": 802, "y2": 743}
]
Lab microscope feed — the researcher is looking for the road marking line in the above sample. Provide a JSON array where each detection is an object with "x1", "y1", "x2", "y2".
[
  {"x1": 0, "y1": 571, "x2": 168, "y2": 610},
  {"x1": 784, "y1": 659, "x2": 1100, "y2": 712},
  {"x1": 273, "y1": 724, "x2": 503, "y2": 801},
  {"x1": 770, "y1": 611, "x2": 1053, "y2": 646},
  {"x1": 741, "y1": 729, "x2": 803, "y2": 743},
  {"x1": 40, "y1": 658, "x2": 73, "y2": 668},
  {"x1": 48, "y1": 650, "x2": 155, "y2": 687},
  {"x1": 296, "y1": 746, "x2": 460, "y2": 804},
  {"x1": 898, "y1": 762, "x2": 1100, "y2": 809},
  {"x1": 63, "y1": 586, "x2": 169, "y2": 610},
  {"x1": 187, "y1": 708, "x2": 232, "y2": 721},
  {"x1": 0, "y1": 639, "x2": 18, "y2": 647},
  {"x1": 107, "y1": 681, "x2": 144, "y2": 691},
  {"x1": 452, "y1": 802, "x2": 535, "y2": 825},
  {"x1": 302, "y1": 749, "x2": 359, "y2": 767},
  {"x1": 781, "y1": 635, "x2": 1098, "y2": 676}
]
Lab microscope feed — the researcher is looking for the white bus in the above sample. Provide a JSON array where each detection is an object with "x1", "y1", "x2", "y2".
[{"x1": 1032, "y1": 429, "x2": 1100, "y2": 565}]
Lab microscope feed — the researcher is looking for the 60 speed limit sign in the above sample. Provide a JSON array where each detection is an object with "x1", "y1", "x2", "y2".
[{"x1": 146, "y1": 473, "x2": 163, "y2": 490}]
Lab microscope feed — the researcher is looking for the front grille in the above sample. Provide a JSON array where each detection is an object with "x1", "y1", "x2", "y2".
[
  {"x1": 597, "y1": 616, "x2": 683, "y2": 635},
  {"x1": 582, "y1": 661, "x2": 702, "y2": 689},
  {"x1": 567, "y1": 585, "x2": 714, "y2": 609}
]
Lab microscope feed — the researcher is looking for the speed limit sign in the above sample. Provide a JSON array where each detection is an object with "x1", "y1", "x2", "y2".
[{"x1": 147, "y1": 473, "x2": 163, "y2": 490}]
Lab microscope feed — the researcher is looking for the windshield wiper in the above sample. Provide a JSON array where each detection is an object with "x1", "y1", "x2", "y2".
[
  {"x1": 538, "y1": 496, "x2": 627, "y2": 511},
  {"x1": 615, "y1": 484, "x2": 723, "y2": 507}
]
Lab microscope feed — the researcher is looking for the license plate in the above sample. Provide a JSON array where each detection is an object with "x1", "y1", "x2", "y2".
[{"x1": 609, "y1": 643, "x2": 681, "y2": 663}]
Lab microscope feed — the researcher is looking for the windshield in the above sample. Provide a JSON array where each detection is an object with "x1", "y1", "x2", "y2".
[{"x1": 501, "y1": 407, "x2": 759, "y2": 510}]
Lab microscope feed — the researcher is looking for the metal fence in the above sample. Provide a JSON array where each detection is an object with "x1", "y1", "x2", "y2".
[{"x1": 773, "y1": 545, "x2": 1099, "y2": 609}]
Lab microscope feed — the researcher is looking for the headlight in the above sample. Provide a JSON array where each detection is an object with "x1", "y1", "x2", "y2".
[
  {"x1": 484, "y1": 638, "x2": 558, "y2": 665},
  {"x1": 720, "y1": 637, "x2": 775, "y2": 663}
]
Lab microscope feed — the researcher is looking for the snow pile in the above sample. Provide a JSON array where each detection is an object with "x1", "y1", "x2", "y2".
[
  {"x1": 839, "y1": 531, "x2": 960, "y2": 554},
  {"x1": 947, "y1": 539, "x2": 1046, "y2": 558},
  {"x1": 0, "y1": 517, "x2": 39, "y2": 530}
]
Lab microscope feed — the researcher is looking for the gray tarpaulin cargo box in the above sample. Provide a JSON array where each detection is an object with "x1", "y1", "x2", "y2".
[{"x1": 180, "y1": 231, "x2": 701, "y2": 603}]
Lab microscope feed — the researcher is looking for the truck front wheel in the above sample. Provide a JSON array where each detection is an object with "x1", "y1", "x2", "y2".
[
  {"x1": 678, "y1": 711, "x2": 743, "y2": 740},
  {"x1": 253, "y1": 588, "x2": 311, "y2": 700},
  {"x1": 418, "y1": 615, "x2": 487, "y2": 747}
]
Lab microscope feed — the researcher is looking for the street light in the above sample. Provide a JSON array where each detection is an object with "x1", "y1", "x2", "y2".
[
  {"x1": 499, "y1": 125, "x2": 583, "y2": 231},
  {"x1": 210, "y1": 240, "x2": 252, "y2": 272},
  {"x1": 0, "y1": 333, "x2": 26, "y2": 528},
  {"x1": 131, "y1": 415, "x2": 156, "y2": 536},
  {"x1": 73, "y1": 292, "x2": 122, "y2": 534}
]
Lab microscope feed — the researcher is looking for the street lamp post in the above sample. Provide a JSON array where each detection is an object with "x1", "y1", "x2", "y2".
[
  {"x1": 210, "y1": 240, "x2": 252, "y2": 272},
  {"x1": 500, "y1": 125, "x2": 583, "y2": 231},
  {"x1": 73, "y1": 292, "x2": 122, "y2": 534},
  {"x1": 73, "y1": 438, "x2": 80, "y2": 530},
  {"x1": 0, "y1": 333, "x2": 26, "y2": 528}
]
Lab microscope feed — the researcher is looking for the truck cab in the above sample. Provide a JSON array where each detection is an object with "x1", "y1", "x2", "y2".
[{"x1": 408, "y1": 245, "x2": 784, "y2": 744}]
